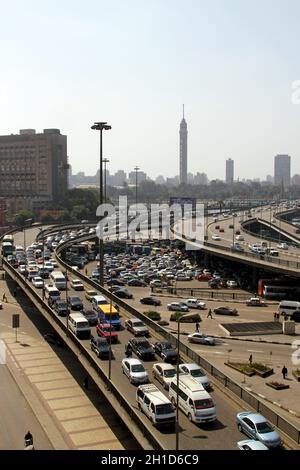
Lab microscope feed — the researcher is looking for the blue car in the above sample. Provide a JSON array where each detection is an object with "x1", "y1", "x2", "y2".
[{"x1": 236, "y1": 412, "x2": 281, "y2": 449}]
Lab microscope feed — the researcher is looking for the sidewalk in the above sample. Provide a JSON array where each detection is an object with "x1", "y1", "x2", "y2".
[{"x1": 0, "y1": 279, "x2": 134, "y2": 450}]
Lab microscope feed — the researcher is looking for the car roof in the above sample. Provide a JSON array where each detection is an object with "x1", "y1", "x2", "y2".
[
  {"x1": 239, "y1": 412, "x2": 266, "y2": 423},
  {"x1": 180, "y1": 363, "x2": 202, "y2": 370},
  {"x1": 124, "y1": 358, "x2": 142, "y2": 365},
  {"x1": 153, "y1": 362, "x2": 175, "y2": 370},
  {"x1": 237, "y1": 440, "x2": 268, "y2": 450}
]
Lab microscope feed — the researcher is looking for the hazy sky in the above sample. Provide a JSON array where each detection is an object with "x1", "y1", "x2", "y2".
[{"x1": 1, "y1": 0, "x2": 300, "y2": 180}]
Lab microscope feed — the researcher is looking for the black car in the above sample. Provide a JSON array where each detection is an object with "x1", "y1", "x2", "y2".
[
  {"x1": 54, "y1": 300, "x2": 69, "y2": 317},
  {"x1": 140, "y1": 296, "x2": 161, "y2": 306},
  {"x1": 152, "y1": 341, "x2": 178, "y2": 364},
  {"x1": 127, "y1": 338, "x2": 155, "y2": 360},
  {"x1": 68, "y1": 296, "x2": 83, "y2": 310},
  {"x1": 82, "y1": 309, "x2": 99, "y2": 326},
  {"x1": 106, "y1": 278, "x2": 126, "y2": 287},
  {"x1": 113, "y1": 289, "x2": 133, "y2": 299},
  {"x1": 90, "y1": 335, "x2": 110, "y2": 358},
  {"x1": 127, "y1": 279, "x2": 147, "y2": 287},
  {"x1": 38, "y1": 267, "x2": 50, "y2": 279}
]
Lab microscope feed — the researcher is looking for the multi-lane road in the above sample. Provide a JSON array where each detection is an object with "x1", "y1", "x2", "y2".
[{"x1": 10, "y1": 227, "x2": 249, "y2": 450}]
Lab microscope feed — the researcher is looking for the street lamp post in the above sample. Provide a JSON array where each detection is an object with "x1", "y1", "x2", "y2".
[
  {"x1": 103, "y1": 158, "x2": 110, "y2": 203},
  {"x1": 108, "y1": 273, "x2": 113, "y2": 382},
  {"x1": 23, "y1": 218, "x2": 33, "y2": 251},
  {"x1": 232, "y1": 214, "x2": 235, "y2": 247},
  {"x1": 134, "y1": 166, "x2": 140, "y2": 206},
  {"x1": 65, "y1": 267, "x2": 69, "y2": 334},
  {"x1": 175, "y1": 312, "x2": 195, "y2": 451},
  {"x1": 91, "y1": 122, "x2": 111, "y2": 287}
]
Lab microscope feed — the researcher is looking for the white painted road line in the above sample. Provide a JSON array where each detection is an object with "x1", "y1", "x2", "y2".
[{"x1": 247, "y1": 349, "x2": 264, "y2": 353}]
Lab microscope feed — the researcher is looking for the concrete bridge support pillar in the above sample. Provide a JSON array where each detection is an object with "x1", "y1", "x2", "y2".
[{"x1": 252, "y1": 267, "x2": 259, "y2": 291}]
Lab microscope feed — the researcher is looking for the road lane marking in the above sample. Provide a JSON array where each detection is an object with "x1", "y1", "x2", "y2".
[{"x1": 247, "y1": 349, "x2": 263, "y2": 353}]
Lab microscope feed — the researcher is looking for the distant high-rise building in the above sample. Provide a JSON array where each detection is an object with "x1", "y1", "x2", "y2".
[
  {"x1": 179, "y1": 105, "x2": 188, "y2": 184},
  {"x1": 128, "y1": 170, "x2": 147, "y2": 185},
  {"x1": 225, "y1": 158, "x2": 234, "y2": 184},
  {"x1": 292, "y1": 174, "x2": 300, "y2": 186},
  {"x1": 266, "y1": 174, "x2": 273, "y2": 183},
  {"x1": 155, "y1": 175, "x2": 165, "y2": 184},
  {"x1": 274, "y1": 154, "x2": 291, "y2": 187},
  {"x1": 194, "y1": 172, "x2": 208, "y2": 185}
]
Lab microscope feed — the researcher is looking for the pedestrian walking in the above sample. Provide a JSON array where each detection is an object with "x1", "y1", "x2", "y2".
[
  {"x1": 85, "y1": 268, "x2": 88, "y2": 276},
  {"x1": 2, "y1": 293, "x2": 7, "y2": 302},
  {"x1": 273, "y1": 312, "x2": 277, "y2": 322},
  {"x1": 195, "y1": 322, "x2": 200, "y2": 332},
  {"x1": 281, "y1": 365, "x2": 288, "y2": 380},
  {"x1": 249, "y1": 354, "x2": 253, "y2": 365},
  {"x1": 207, "y1": 309, "x2": 213, "y2": 319},
  {"x1": 13, "y1": 288, "x2": 17, "y2": 298}
]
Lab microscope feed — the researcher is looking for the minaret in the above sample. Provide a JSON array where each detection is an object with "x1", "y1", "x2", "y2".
[{"x1": 179, "y1": 104, "x2": 188, "y2": 184}]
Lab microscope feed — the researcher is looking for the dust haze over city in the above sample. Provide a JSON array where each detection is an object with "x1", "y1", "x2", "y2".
[{"x1": 1, "y1": 0, "x2": 300, "y2": 460}]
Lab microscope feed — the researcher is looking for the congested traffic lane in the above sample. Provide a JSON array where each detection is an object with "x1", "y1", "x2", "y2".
[{"x1": 11, "y1": 235, "x2": 243, "y2": 449}]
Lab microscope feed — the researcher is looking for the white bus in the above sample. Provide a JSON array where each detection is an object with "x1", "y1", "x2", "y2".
[{"x1": 278, "y1": 301, "x2": 300, "y2": 321}]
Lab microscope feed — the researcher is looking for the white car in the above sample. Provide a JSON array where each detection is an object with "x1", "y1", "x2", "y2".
[
  {"x1": 237, "y1": 439, "x2": 269, "y2": 450},
  {"x1": 187, "y1": 332, "x2": 216, "y2": 346},
  {"x1": 32, "y1": 276, "x2": 44, "y2": 288},
  {"x1": 212, "y1": 234, "x2": 221, "y2": 241},
  {"x1": 179, "y1": 363, "x2": 211, "y2": 389},
  {"x1": 71, "y1": 279, "x2": 84, "y2": 290},
  {"x1": 167, "y1": 302, "x2": 189, "y2": 312},
  {"x1": 121, "y1": 358, "x2": 149, "y2": 384},
  {"x1": 227, "y1": 280, "x2": 238, "y2": 288},
  {"x1": 49, "y1": 259, "x2": 59, "y2": 268},
  {"x1": 235, "y1": 235, "x2": 244, "y2": 241},
  {"x1": 44, "y1": 262, "x2": 54, "y2": 272},
  {"x1": 152, "y1": 363, "x2": 176, "y2": 389},
  {"x1": 18, "y1": 265, "x2": 26, "y2": 274},
  {"x1": 277, "y1": 243, "x2": 289, "y2": 250},
  {"x1": 183, "y1": 298, "x2": 206, "y2": 309}
]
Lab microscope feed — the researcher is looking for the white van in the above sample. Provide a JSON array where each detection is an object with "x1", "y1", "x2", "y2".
[
  {"x1": 279, "y1": 301, "x2": 300, "y2": 321},
  {"x1": 91, "y1": 295, "x2": 108, "y2": 311},
  {"x1": 27, "y1": 267, "x2": 39, "y2": 280},
  {"x1": 44, "y1": 284, "x2": 61, "y2": 302},
  {"x1": 169, "y1": 375, "x2": 216, "y2": 424},
  {"x1": 50, "y1": 271, "x2": 67, "y2": 290},
  {"x1": 15, "y1": 245, "x2": 24, "y2": 254},
  {"x1": 68, "y1": 313, "x2": 91, "y2": 338},
  {"x1": 136, "y1": 383, "x2": 176, "y2": 427}
]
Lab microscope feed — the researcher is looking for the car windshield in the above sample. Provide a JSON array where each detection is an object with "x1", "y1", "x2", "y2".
[
  {"x1": 71, "y1": 297, "x2": 81, "y2": 302},
  {"x1": 78, "y1": 321, "x2": 89, "y2": 329},
  {"x1": 194, "y1": 399, "x2": 214, "y2": 409},
  {"x1": 190, "y1": 368, "x2": 205, "y2": 378},
  {"x1": 256, "y1": 421, "x2": 273, "y2": 433},
  {"x1": 156, "y1": 403, "x2": 174, "y2": 415},
  {"x1": 57, "y1": 302, "x2": 67, "y2": 308},
  {"x1": 133, "y1": 321, "x2": 145, "y2": 327},
  {"x1": 138, "y1": 341, "x2": 150, "y2": 349},
  {"x1": 164, "y1": 370, "x2": 176, "y2": 378},
  {"x1": 161, "y1": 343, "x2": 172, "y2": 350},
  {"x1": 131, "y1": 364, "x2": 145, "y2": 373}
]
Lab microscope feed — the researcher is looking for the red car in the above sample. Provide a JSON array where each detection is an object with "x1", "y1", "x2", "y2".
[
  {"x1": 219, "y1": 228, "x2": 225, "y2": 233},
  {"x1": 197, "y1": 274, "x2": 213, "y2": 281},
  {"x1": 96, "y1": 323, "x2": 118, "y2": 343}
]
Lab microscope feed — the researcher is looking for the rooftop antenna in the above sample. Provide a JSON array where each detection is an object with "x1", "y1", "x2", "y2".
[{"x1": 183, "y1": 104, "x2": 185, "y2": 119}]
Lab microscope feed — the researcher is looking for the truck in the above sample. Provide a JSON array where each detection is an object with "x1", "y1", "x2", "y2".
[{"x1": 97, "y1": 304, "x2": 121, "y2": 330}]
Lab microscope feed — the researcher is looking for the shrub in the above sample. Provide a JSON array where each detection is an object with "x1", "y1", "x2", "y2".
[
  {"x1": 144, "y1": 311, "x2": 161, "y2": 321},
  {"x1": 251, "y1": 362, "x2": 270, "y2": 372}
]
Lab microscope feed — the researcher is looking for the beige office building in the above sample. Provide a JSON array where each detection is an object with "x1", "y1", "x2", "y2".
[{"x1": 0, "y1": 129, "x2": 68, "y2": 212}]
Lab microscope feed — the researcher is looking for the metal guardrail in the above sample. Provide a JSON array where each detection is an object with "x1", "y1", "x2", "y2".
[{"x1": 151, "y1": 286, "x2": 251, "y2": 301}]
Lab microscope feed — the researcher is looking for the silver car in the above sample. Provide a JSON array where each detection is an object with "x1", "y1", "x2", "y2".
[
  {"x1": 237, "y1": 440, "x2": 269, "y2": 450},
  {"x1": 236, "y1": 412, "x2": 281, "y2": 448},
  {"x1": 152, "y1": 363, "x2": 176, "y2": 389},
  {"x1": 179, "y1": 363, "x2": 211, "y2": 390},
  {"x1": 125, "y1": 318, "x2": 149, "y2": 337},
  {"x1": 121, "y1": 358, "x2": 149, "y2": 384},
  {"x1": 187, "y1": 332, "x2": 215, "y2": 346}
]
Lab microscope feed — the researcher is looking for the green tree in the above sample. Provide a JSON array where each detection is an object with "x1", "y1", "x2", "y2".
[{"x1": 14, "y1": 210, "x2": 34, "y2": 226}]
